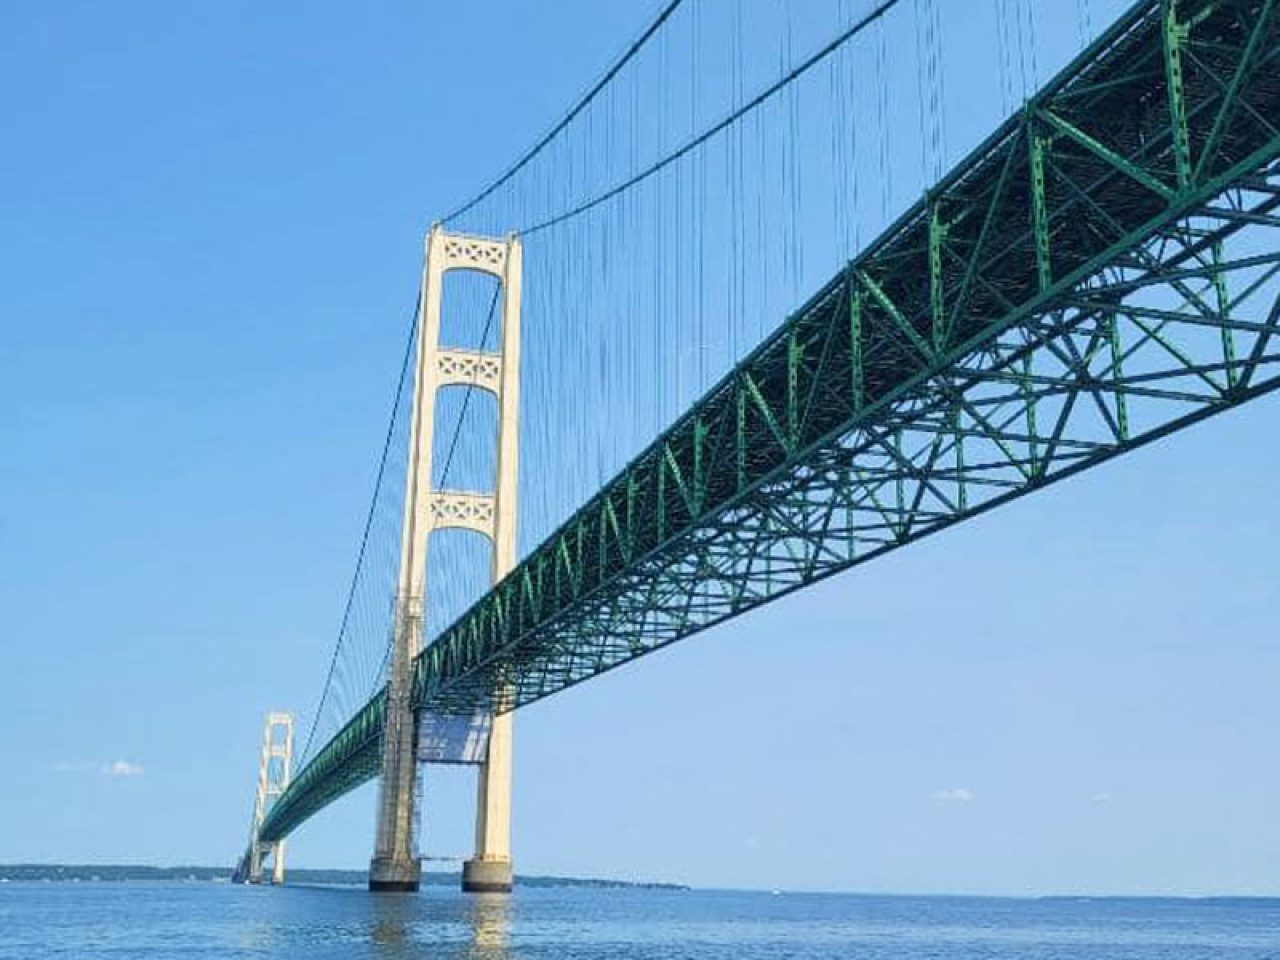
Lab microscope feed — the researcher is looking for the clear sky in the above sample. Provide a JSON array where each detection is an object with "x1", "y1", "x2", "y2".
[{"x1": 1, "y1": 0, "x2": 1278, "y2": 897}]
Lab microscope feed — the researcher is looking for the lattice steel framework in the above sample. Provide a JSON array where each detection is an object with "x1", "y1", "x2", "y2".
[{"x1": 260, "y1": 0, "x2": 1280, "y2": 843}]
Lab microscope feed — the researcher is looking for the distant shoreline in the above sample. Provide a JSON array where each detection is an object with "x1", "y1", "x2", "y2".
[
  {"x1": 2, "y1": 866, "x2": 1277, "y2": 901},
  {"x1": 0, "y1": 864, "x2": 688, "y2": 890}
]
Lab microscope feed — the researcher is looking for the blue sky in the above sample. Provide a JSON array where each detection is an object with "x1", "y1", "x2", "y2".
[{"x1": 1, "y1": 0, "x2": 1278, "y2": 896}]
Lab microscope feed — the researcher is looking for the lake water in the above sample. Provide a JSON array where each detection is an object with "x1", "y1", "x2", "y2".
[{"x1": 2, "y1": 882, "x2": 1277, "y2": 959}]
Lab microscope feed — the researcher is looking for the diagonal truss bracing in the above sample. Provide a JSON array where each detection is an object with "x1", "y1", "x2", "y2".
[{"x1": 260, "y1": 0, "x2": 1280, "y2": 843}]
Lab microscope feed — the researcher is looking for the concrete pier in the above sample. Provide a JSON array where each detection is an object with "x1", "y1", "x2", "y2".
[
  {"x1": 368, "y1": 856, "x2": 422, "y2": 893},
  {"x1": 461, "y1": 857, "x2": 514, "y2": 894},
  {"x1": 462, "y1": 708, "x2": 514, "y2": 893}
]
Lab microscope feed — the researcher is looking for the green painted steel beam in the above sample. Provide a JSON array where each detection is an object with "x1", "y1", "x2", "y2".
[
  {"x1": 414, "y1": 0, "x2": 1280, "y2": 714},
  {"x1": 258, "y1": 696, "x2": 382, "y2": 842},
  {"x1": 259, "y1": 0, "x2": 1280, "y2": 845}
]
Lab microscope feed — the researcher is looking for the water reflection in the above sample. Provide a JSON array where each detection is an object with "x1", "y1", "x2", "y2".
[
  {"x1": 367, "y1": 889, "x2": 511, "y2": 959},
  {"x1": 465, "y1": 894, "x2": 512, "y2": 959},
  {"x1": 9, "y1": 881, "x2": 1280, "y2": 960},
  {"x1": 369, "y1": 893, "x2": 413, "y2": 954}
]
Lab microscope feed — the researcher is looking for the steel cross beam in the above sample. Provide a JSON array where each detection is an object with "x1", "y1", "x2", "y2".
[{"x1": 259, "y1": 0, "x2": 1280, "y2": 843}]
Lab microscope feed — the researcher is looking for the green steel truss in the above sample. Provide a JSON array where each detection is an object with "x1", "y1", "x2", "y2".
[{"x1": 259, "y1": 0, "x2": 1280, "y2": 843}]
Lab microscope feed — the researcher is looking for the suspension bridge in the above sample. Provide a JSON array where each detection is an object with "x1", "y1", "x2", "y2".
[{"x1": 235, "y1": 0, "x2": 1280, "y2": 891}]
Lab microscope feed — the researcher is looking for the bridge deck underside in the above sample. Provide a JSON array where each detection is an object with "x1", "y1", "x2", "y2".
[{"x1": 260, "y1": 0, "x2": 1280, "y2": 843}]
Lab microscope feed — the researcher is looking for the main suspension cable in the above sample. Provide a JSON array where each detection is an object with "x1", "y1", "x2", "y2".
[
  {"x1": 442, "y1": 0, "x2": 688, "y2": 225},
  {"x1": 298, "y1": 297, "x2": 418, "y2": 764},
  {"x1": 520, "y1": 0, "x2": 905, "y2": 237}
]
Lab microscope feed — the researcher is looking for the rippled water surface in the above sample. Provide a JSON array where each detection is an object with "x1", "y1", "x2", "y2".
[{"x1": 3, "y1": 882, "x2": 1278, "y2": 959}]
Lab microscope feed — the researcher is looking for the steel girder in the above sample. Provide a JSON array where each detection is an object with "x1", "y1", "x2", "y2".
[
  {"x1": 417, "y1": 0, "x2": 1280, "y2": 711},
  {"x1": 259, "y1": 0, "x2": 1280, "y2": 843},
  {"x1": 258, "y1": 697, "x2": 382, "y2": 842}
]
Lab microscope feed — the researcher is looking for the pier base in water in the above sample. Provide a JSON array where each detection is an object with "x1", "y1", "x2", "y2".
[
  {"x1": 368, "y1": 856, "x2": 421, "y2": 893},
  {"x1": 461, "y1": 857, "x2": 513, "y2": 894}
]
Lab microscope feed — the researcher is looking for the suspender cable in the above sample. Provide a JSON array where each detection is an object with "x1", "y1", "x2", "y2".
[
  {"x1": 298, "y1": 298, "x2": 419, "y2": 765},
  {"x1": 371, "y1": 281, "x2": 503, "y2": 683},
  {"x1": 442, "y1": 0, "x2": 688, "y2": 225},
  {"x1": 520, "y1": 0, "x2": 905, "y2": 237}
]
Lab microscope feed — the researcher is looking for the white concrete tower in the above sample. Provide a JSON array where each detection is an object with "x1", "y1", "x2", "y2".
[
  {"x1": 248, "y1": 711, "x2": 294, "y2": 885},
  {"x1": 370, "y1": 224, "x2": 522, "y2": 894}
]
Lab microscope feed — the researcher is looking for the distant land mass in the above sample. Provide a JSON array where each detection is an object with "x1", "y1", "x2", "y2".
[{"x1": 0, "y1": 864, "x2": 687, "y2": 890}]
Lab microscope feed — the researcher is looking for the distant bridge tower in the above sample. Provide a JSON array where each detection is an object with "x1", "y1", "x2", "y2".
[
  {"x1": 370, "y1": 224, "x2": 522, "y2": 894},
  {"x1": 246, "y1": 711, "x2": 293, "y2": 884}
]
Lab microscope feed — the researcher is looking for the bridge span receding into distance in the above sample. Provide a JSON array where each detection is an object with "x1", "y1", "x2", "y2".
[{"x1": 239, "y1": 0, "x2": 1280, "y2": 891}]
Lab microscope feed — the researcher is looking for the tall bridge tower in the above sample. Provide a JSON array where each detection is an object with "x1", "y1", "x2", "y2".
[
  {"x1": 240, "y1": 711, "x2": 293, "y2": 885},
  {"x1": 370, "y1": 224, "x2": 523, "y2": 893}
]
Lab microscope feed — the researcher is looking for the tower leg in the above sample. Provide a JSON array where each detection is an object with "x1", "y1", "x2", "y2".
[
  {"x1": 370, "y1": 607, "x2": 423, "y2": 893},
  {"x1": 369, "y1": 727, "x2": 422, "y2": 890},
  {"x1": 271, "y1": 841, "x2": 287, "y2": 885},
  {"x1": 462, "y1": 233, "x2": 522, "y2": 896},
  {"x1": 249, "y1": 842, "x2": 265, "y2": 884},
  {"x1": 462, "y1": 710, "x2": 514, "y2": 893}
]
